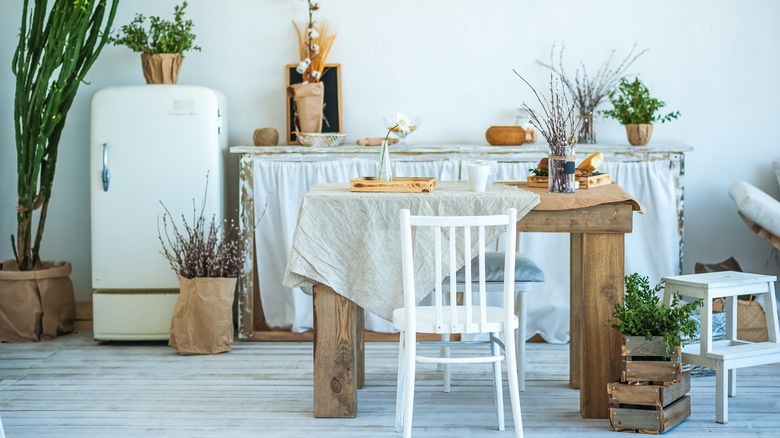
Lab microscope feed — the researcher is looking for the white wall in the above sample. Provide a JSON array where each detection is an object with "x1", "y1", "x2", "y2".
[{"x1": 2, "y1": 0, "x2": 779, "y2": 301}]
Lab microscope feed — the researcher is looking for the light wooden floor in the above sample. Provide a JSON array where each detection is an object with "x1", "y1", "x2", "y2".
[{"x1": 1, "y1": 332, "x2": 778, "y2": 437}]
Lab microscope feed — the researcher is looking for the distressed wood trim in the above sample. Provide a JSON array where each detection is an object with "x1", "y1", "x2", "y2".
[{"x1": 238, "y1": 154, "x2": 256, "y2": 340}]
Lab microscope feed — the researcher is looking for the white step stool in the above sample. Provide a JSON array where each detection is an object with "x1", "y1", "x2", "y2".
[{"x1": 662, "y1": 271, "x2": 780, "y2": 424}]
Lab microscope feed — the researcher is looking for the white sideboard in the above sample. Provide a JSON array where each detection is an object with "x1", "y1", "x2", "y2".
[{"x1": 231, "y1": 143, "x2": 692, "y2": 341}]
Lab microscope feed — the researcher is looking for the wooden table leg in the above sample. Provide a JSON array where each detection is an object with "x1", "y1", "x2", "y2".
[
  {"x1": 569, "y1": 233, "x2": 583, "y2": 389},
  {"x1": 313, "y1": 283, "x2": 357, "y2": 418},
  {"x1": 577, "y1": 233, "x2": 625, "y2": 419},
  {"x1": 356, "y1": 304, "x2": 365, "y2": 389}
]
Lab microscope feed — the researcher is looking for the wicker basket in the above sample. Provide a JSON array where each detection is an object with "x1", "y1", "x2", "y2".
[{"x1": 296, "y1": 132, "x2": 347, "y2": 147}]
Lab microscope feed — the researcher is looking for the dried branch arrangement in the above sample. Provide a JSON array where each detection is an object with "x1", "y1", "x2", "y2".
[
  {"x1": 158, "y1": 186, "x2": 240, "y2": 279},
  {"x1": 514, "y1": 71, "x2": 583, "y2": 192},
  {"x1": 293, "y1": 1, "x2": 337, "y2": 83},
  {"x1": 537, "y1": 44, "x2": 647, "y2": 142}
]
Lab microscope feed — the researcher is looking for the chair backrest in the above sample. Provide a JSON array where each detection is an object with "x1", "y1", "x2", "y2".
[{"x1": 399, "y1": 208, "x2": 518, "y2": 334}]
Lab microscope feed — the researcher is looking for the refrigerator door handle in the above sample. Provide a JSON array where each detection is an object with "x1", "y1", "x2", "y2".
[{"x1": 102, "y1": 143, "x2": 110, "y2": 192}]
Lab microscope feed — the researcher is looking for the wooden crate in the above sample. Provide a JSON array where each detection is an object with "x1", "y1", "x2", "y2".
[
  {"x1": 526, "y1": 173, "x2": 611, "y2": 189},
  {"x1": 622, "y1": 336, "x2": 682, "y2": 385},
  {"x1": 609, "y1": 395, "x2": 691, "y2": 434},
  {"x1": 350, "y1": 177, "x2": 437, "y2": 193},
  {"x1": 608, "y1": 372, "x2": 690, "y2": 408}
]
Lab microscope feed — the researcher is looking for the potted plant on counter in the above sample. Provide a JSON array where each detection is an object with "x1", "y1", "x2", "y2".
[
  {"x1": 1, "y1": 0, "x2": 118, "y2": 343},
  {"x1": 108, "y1": 1, "x2": 201, "y2": 84},
  {"x1": 159, "y1": 185, "x2": 241, "y2": 355},
  {"x1": 601, "y1": 77, "x2": 680, "y2": 146}
]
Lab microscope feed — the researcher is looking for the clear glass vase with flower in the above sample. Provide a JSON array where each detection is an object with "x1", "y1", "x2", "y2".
[
  {"x1": 514, "y1": 72, "x2": 583, "y2": 193},
  {"x1": 377, "y1": 112, "x2": 411, "y2": 181}
]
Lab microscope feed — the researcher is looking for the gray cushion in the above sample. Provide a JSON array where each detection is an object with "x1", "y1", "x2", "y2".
[
  {"x1": 729, "y1": 180, "x2": 780, "y2": 238},
  {"x1": 455, "y1": 252, "x2": 544, "y2": 283}
]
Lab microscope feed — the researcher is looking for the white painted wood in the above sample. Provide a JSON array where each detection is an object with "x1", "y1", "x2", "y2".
[
  {"x1": 663, "y1": 272, "x2": 780, "y2": 425},
  {"x1": 393, "y1": 208, "x2": 523, "y2": 437},
  {"x1": 1, "y1": 332, "x2": 780, "y2": 437}
]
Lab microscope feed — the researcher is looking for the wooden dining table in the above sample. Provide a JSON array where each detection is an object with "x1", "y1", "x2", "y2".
[{"x1": 285, "y1": 181, "x2": 644, "y2": 420}]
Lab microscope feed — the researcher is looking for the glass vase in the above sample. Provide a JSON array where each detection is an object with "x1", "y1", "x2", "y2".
[
  {"x1": 377, "y1": 139, "x2": 393, "y2": 181},
  {"x1": 548, "y1": 144, "x2": 576, "y2": 193},
  {"x1": 577, "y1": 113, "x2": 596, "y2": 144}
]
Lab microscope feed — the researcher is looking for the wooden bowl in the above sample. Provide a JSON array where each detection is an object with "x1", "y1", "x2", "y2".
[{"x1": 485, "y1": 126, "x2": 526, "y2": 146}]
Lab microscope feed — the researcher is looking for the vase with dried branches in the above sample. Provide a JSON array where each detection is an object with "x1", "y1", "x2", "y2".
[
  {"x1": 515, "y1": 72, "x2": 583, "y2": 193},
  {"x1": 289, "y1": 1, "x2": 337, "y2": 138},
  {"x1": 537, "y1": 44, "x2": 647, "y2": 144}
]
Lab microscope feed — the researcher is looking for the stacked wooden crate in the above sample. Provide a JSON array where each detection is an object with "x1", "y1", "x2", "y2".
[{"x1": 608, "y1": 336, "x2": 691, "y2": 434}]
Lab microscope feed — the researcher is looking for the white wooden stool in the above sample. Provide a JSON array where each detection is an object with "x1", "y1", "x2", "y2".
[{"x1": 662, "y1": 271, "x2": 780, "y2": 424}]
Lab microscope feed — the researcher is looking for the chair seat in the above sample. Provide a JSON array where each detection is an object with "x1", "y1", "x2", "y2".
[
  {"x1": 454, "y1": 252, "x2": 544, "y2": 283},
  {"x1": 392, "y1": 305, "x2": 519, "y2": 334}
]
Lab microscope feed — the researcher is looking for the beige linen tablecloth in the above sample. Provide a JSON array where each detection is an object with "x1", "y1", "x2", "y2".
[{"x1": 282, "y1": 180, "x2": 540, "y2": 321}]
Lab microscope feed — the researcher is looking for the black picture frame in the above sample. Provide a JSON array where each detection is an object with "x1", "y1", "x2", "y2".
[{"x1": 286, "y1": 63, "x2": 342, "y2": 144}]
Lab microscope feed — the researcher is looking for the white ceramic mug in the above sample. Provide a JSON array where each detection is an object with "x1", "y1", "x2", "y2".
[
  {"x1": 467, "y1": 164, "x2": 492, "y2": 192},
  {"x1": 475, "y1": 160, "x2": 498, "y2": 186}
]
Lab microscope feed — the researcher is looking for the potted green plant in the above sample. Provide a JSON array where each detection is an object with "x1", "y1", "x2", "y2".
[
  {"x1": 0, "y1": 0, "x2": 117, "y2": 343},
  {"x1": 607, "y1": 273, "x2": 701, "y2": 358},
  {"x1": 158, "y1": 186, "x2": 241, "y2": 355},
  {"x1": 601, "y1": 77, "x2": 680, "y2": 146},
  {"x1": 108, "y1": 1, "x2": 201, "y2": 84}
]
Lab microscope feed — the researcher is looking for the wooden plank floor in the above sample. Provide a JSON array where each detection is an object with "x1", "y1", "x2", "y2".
[{"x1": 1, "y1": 331, "x2": 778, "y2": 437}]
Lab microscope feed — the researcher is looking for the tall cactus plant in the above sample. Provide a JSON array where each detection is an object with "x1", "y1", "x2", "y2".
[{"x1": 11, "y1": 0, "x2": 118, "y2": 270}]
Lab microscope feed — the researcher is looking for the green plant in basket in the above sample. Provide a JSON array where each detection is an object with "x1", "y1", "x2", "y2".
[
  {"x1": 606, "y1": 273, "x2": 702, "y2": 357},
  {"x1": 108, "y1": 1, "x2": 200, "y2": 54},
  {"x1": 601, "y1": 77, "x2": 679, "y2": 125}
]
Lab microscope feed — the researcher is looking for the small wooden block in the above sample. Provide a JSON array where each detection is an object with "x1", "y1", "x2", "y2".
[
  {"x1": 526, "y1": 173, "x2": 611, "y2": 189},
  {"x1": 350, "y1": 177, "x2": 437, "y2": 193},
  {"x1": 577, "y1": 173, "x2": 612, "y2": 189}
]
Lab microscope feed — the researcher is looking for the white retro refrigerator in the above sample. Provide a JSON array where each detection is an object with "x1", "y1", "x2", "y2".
[{"x1": 90, "y1": 85, "x2": 226, "y2": 340}]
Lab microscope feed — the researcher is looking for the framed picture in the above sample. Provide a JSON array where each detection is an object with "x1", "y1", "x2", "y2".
[{"x1": 285, "y1": 63, "x2": 343, "y2": 145}]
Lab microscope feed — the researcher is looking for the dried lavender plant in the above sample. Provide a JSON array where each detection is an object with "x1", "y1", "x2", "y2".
[
  {"x1": 537, "y1": 44, "x2": 647, "y2": 143},
  {"x1": 514, "y1": 71, "x2": 583, "y2": 192},
  {"x1": 158, "y1": 188, "x2": 240, "y2": 279}
]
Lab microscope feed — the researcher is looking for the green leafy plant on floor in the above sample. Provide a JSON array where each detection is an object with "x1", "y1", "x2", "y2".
[
  {"x1": 108, "y1": 1, "x2": 201, "y2": 54},
  {"x1": 601, "y1": 77, "x2": 680, "y2": 125},
  {"x1": 606, "y1": 273, "x2": 702, "y2": 357},
  {"x1": 11, "y1": 0, "x2": 118, "y2": 270}
]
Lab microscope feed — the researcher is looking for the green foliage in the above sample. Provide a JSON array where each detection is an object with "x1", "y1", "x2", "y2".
[
  {"x1": 108, "y1": 2, "x2": 201, "y2": 54},
  {"x1": 11, "y1": 0, "x2": 118, "y2": 270},
  {"x1": 601, "y1": 77, "x2": 680, "y2": 125},
  {"x1": 529, "y1": 168, "x2": 548, "y2": 177},
  {"x1": 607, "y1": 273, "x2": 702, "y2": 357}
]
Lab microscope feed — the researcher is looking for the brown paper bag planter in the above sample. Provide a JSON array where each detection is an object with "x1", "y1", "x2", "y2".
[
  {"x1": 0, "y1": 260, "x2": 76, "y2": 342},
  {"x1": 625, "y1": 124, "x2": 653, "y2": 146},
  {"x1": 288, "y1": 82, "x2": 324, "y2": 138},
  {"x1": 141, "y1": 53, "x2": 183, "y2": 84},
  {"x1": 169, "y1": 276, "x2": 236, "y2": 355}
]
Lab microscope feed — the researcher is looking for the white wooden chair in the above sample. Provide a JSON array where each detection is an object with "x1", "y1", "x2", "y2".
[
  {"x1": 441, "y1": 252, "x2": 544, "y2": 392},
  {"x1": 393, "y1": 208, "x2": 524, "y2": 438}
]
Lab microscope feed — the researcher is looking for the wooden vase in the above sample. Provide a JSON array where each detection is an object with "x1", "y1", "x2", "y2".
[
  {"x1": 485, "y1": 126, "x2": 526, "y2": 145},
  {"x1": 141, "y1": 53, "x2": 183, "y2": 84},
  {"x1": 625, "y1": 124, "x2": 653, "y2": 146}
]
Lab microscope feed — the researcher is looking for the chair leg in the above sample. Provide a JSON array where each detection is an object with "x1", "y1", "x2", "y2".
[
  {"x1": 490, "y1": 332, "x2": 505, "y2": 431},
  {"x1": 395, "y1": 331, "x2": 406, "y2": 433},
  {"x1": 402, "y1": 330, "x2": 417, "y2": 438},
  {"x1": 440, "y1": 333, "x2": 451, "y2": 393},
  {"x1": 728, "y1": 368, "x2": 736, "y2": 398},
  {"x1": 716, "y1": 361, "x2": 728, "y2": 424},
  {"x1": 504, "y1": 327, "x2": 524, "y2": 438},
  {"x1": 516, "y1": 291, "x2": 527, "y2": 392}
]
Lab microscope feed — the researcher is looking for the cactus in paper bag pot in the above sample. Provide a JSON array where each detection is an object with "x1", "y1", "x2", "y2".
[
  {"x1": 158, "y1": 183, "x2": 241, "y2": 355},
  {"x1": 1, "y1": 0, "x2": 118, "y2": 342},
  {"x1": 108, "y1": 1, "x2": 201, "y2": 84}
]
